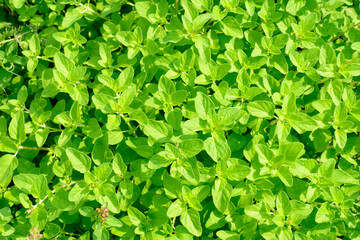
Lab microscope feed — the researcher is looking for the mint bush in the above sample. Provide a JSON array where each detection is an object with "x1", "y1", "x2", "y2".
[{"x1": 1, "y1": 0, "x2": 360, "y2": 239}]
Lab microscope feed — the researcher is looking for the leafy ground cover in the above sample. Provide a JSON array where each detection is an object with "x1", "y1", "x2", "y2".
[{"x1": 1, "y1": 0, "x2": 360, "y2": 239}]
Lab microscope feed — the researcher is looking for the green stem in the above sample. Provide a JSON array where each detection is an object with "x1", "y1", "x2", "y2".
[
  {"x1": 126, "y1": 1, "x2": 134, "y2": 6},
  {"x1": 317, "y1": 77, "x2": 330, "y2": 84},
  {"x1": 120, "y1": 113, "x2": 138, "y2": 137},
  {"x1": 0, "y1": 31, "x2": 31, "y2": 45},
  {"x1": 37, "y1": 56, "x2": 54, "y2": 62},
  {"x1": 175, "y1": 0, "x2": 178, "y2": 13},
  {"x1": 329, "y1": 21, "x2": 360, "y2": 42},
  {"x1": 62, "y1": 231, "x2": 80, "y2": 237},
  {"x1": 1, "y1": 63, "x2": 20, "y2": 76},
  {"x1": 19, "y1": 146, "x2": 51, "y2": 151}
]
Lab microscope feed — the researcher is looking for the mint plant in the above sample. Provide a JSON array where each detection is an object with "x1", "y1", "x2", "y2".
[{"x1": 1, "y1": 0, "x2": 360, "y2": 239}]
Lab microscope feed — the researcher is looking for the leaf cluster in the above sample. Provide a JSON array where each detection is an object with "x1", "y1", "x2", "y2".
[{"x1": 1, "y1": 0, "x2": 360, "y2": 239}]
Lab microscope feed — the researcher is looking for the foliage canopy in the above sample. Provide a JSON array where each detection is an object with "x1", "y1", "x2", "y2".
[{"x1": 1, "y1": 0, "x2": 360, "y2": 239}]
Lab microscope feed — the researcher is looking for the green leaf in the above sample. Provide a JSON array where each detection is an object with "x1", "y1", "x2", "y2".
[
  {"x1": 328, "y1": 80, "x2": 343, "y2": 106},
  {"x1": 286, "y1": 0, "x2": 306, "y2": 15},
  {"x1": 315, "y1": 203, "x2": 334, "y2": 223},
  {"x1": 35, "y1": 128, "x2": 49, "y2": 147},
  {"x1": 282, "y1": 93, "x2": 296, "y2": 114},
  {"x1": 255, "y1": 144, "x2": 274, "y2": 165},
  {"x1": 144, "y1": 120, "x2": 173, "y2": 142},
  {"x1": 245, "y1": 0, "x2": 255, "y2": 16},
  {"x1": 217, "y1": 230, "x2": 239, "y2": 240},
  {"x1": 128, "y1": 206, "x2": 146, "y2": 226},
  {"x1": 204, "y1": 136, "x2": 231, "y2": 162},
  {"x1": 82, "y1": 118, "x2": 102, "y2": 139},
  {"x1": 227, "y1": 165, "x2": 251, "y2": 181},
  {"x1": 247, "y1": 101, "x2": 275, "y2": 118},
  {"x1": 12, "y1": 0, "x2": 26, "y2": 8},
  {"x1": 95, "y1": 183, "x2": 121, "y2": 214},
  {"x1": 178, "y1": 157, "x2": 200, "y2": 185},
  {"x1": 319, "y1": 158, "x2": 336, "y2": 178},
  {"x1": 277, "y1": 166, "x2": 293, "y2": 187},
  {"x1": 52, "y1": 187, "x2": 76, "y2": 211},
  {"x1": 58, "y1": 127, "x2": 73, "y2": 147},
  {"x1": 276, "y1": 191, "x2": 291, "y2": 216},
  {"x1": 335, "y1": 128, "x2": 347, "y2": 149},
  {"x1": 217, "y1": 107, "x2": 241, "y2": 126},
  {"x1": 119, "y1": 86, "x2": 136, "y2": 109},
  {"x1": 0, "y1": 136, "x2": 18, "y2": 153},
  {"x1": 245, "y1": 202, "x2": 271, "y2": 220},
  {"x1": 163, "y1": 172, "x2": 182, "y2": 199},
  {"x1": 0, "y1": 155, "x2": 18, "y2": 185},
  {"x1": 271, "y1": 54, "x2": 288, "y2": 74},
  {"x1": 148, "y1": 151, "x2": 173, "y2": 169},
  {"x1": 343, "y1": 64, "x2": 360, "y2": 76},
  {"x1": 31, "y1": 175, "x2": 48, "y2": 199},
  {"x1": 92, "y1": 134, "x2": 111, "y2": 165},
  {"x1": 69, "y1": 181, "x2": 90, "y2": 202},
  {"x1": 219, "y1": 16, "x2": 243, "y2": 38},
  {"x1": 99, "y1": 42, "x2": 112, "y2": 66},
  {"x1": 299, "y1": 13, "x2": 317, "y2": 31},
  {"x1": 180, "y1": 208, "x2": 202, "y2": 237},
  {"x1": 278, "y1": 142, "x2": 305, "y2": 163},
  {"x1": 93, "y1": 227, "x2": 110, "y2": 240},
  {"x1": 195, "y1": 91, "x2": 215, "y2": 120},
  {"x1": 286, "y1": 113, "x2": 318, "y2": 134},
  {"x1": 162, "y1": 30, "x2": 184, "y2": 43},
  {"x1": 182, "y1": 186, "x2": 202, "y2": 211},
  {"x1": 43, "y1": 223, "x2": 61, "y2": 239},
  {"x1": 329, "y1": 186, "x2": 344, "y2": 204},
  {"x1": 320, "y1": 44, "x2": 336, "y2": 65},
  {"x1": 13, "y1": 174, "x2": 37, "y2": 194},
  {"x1": 9, "y1": 111, "x2": 26, "y2": 142},
  {"x1": 329, "y1": 169, "x2": 358, "y2": 184},
  {"x1": 29, "y1": 34, "x2": 41, "y2": 56},
  {"x1": 166, "y1": 108, "x2": 183, "y2": 130},
  {"x1": 26, "y1": 59, "x2": 38, "y2": 73},
  {"x1": 54, "y1": 52, "x2": 75, "y2": 78},
  {"x1": 120, "y1": 179, "x2": 133, "y2": 199},
  {"x1": 66, "y1": 148, "x2": 92, "y2": 173},
  {"x1": 179, "y1": 139, "x2": 204, "y2": 158},
  {"x1": 62, "y1": 7, "x2": 83, "y2": 28},
  {"x1": 69, "y1": 101, "x2": 81, "y2": 122},
  {"x1": 212, "y1": 178, "x2": 232, "y2": 213},
  {"x1": 112, "y1": 153, "x2": 127, "y2": 176},
  {"x1": 105, "y1": 215, "x2": 123, "y2": 228},
  {"x1": 167, "y1": 199, "x2": 185, "y2": 218}
]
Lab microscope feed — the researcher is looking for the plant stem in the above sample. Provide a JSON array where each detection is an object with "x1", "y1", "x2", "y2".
[
  {"x1": 126, "y1": 1, "x2": 134, "y2": 6},
  {"x1": 37, "y1": 56, "x2": 54, "y2": 62},
  {"x1": 0, "y1": 31, "x2": 31, "y2": 45},
  {"x1": 32, "y1": 195, "x2": 49, "y2": 209},
  {"x1": 19, "y1": 146, "x2": 51, "y2": 151},
  {"x1": 329, "y1": 21, "x2": 360, "y2": 42},
  {"x1": 120, "y1": 113, "x2": 138, "y2": 137},
  {"x1": 62, "y1": 232, "x2": 80, "y2": 237},
  {"x1": 317, "y1": 77, "x2": 330, "y2": 85}
]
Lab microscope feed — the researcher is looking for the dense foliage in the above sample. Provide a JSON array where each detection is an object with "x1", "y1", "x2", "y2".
[{"x1": 1, "y1": 0, "x2": 360, "y2": 239}]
